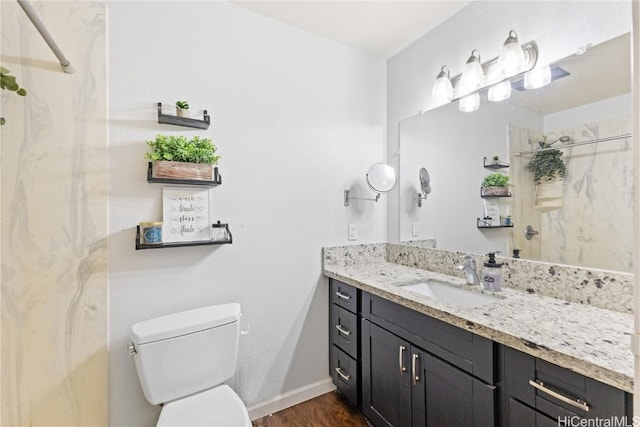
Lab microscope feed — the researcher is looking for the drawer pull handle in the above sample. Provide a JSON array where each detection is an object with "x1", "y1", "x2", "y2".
[
  {"x1": 335, "y1": 324, "x2": 351, "y2": 336},
  {"x1": 335, "y1": 367, "x2": 351, "y2": 382},
  {"x1": 529, "y1": 379, "x2": 590, "y2": 413},
  {"x1": 399, "y1": 345, "x2": 406, "y2": 374},
  {"x1": 412, "y1": 353, "x2": 420, "y2": 385},
  {"x1": 335, "y1": 291, "x2": 351, "y2": 300}
]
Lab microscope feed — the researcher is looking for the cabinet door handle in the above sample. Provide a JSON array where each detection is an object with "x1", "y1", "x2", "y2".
[
  {"x1": 412, "y1": 353, "x2": 420, "y2": 385},
  {"x1": 399, "y1": 345, "x2": 406, "y2": 374},
  {"x1": 335, "y1": 324, "x2": 351, "y2": 336},
  {"x1": 335, "y1": 291, "x2": 351, "y2": 300},
  {"x1": 335, "y1": 367, "x2": 351, "y2": 382},
  {"x1": 529, "y1": 379, "x2": 590, "y2": 413}
]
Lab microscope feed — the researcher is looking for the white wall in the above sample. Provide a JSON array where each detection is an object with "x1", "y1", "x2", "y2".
[
  {"x1": 107, "y1": 2, "x2": 386, "y2": 426},
  {"x1": 398, "y1": 100, "x2": 541, "y2": 254},
  {"x1": 387, "y1": 0, "x2": 633, "y2": 243}
]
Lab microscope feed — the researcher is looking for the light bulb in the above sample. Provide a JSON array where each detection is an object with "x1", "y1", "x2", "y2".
[
  {"x1": 488, "y1": 80, "x2": 512, "y2": 102},
  {"x1": 499, "y1": 30, "x2": 526, "y2": 77},
  {"x1": 524, "y1": 65, "x2": 551, "y2": 89},
  {"x1": 459, "y1": 50, "x2": 484, "y2": 94},
  {"x1": 432, "y1": 66, "x2": 453, "y2": 106},
  {"x1": 459, "y1": 93, "x2": 480, "y2": 112}
]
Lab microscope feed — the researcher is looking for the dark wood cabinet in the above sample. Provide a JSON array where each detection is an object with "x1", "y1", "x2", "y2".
[
  {"x1": 501, "y1": 346, "x2": 632, "y2": 426},
  {"x1": 329, "y1": 280, "x2": 632, "y2": 427},
  {"x1": 421, "y1": 351, "x2": 496, "y2": 427},
  {"x1": 361, "y1": 320, "x2": 412, "y2": 426},
  {"x1": 362, "y1": 319, "x2": 496, "y2": 427},
  {"x1": 329, "y1": 279, "x2": 361, "y2": 407}
]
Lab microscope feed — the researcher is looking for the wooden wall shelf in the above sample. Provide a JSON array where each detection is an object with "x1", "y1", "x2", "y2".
[{"x1": 146, "y1": 162, "x2": 221, "y2": 186}]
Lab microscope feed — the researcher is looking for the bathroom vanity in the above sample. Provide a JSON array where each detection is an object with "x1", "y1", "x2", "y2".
[{"x1": 325, "y1": 244, "x2": 633, "y2": 426}]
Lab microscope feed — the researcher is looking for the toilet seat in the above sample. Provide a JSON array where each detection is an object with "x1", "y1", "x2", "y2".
[{"x1": 157, "y1": 385, "x2": 251, "y2": 427}]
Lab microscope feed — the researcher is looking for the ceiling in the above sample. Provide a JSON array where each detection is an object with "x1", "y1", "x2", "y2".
[{"x1": 232, "y1": 1, "x2": 473, "y2": 59}]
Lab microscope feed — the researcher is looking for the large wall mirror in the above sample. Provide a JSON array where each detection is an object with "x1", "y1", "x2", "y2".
[{"x1": 398, "y1": 33, "x2": 632, "y2": 273}]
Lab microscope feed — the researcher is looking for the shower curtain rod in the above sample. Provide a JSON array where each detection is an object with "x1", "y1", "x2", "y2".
[
  {"x1": 513, "y1": 133, "x2": 632, "y2": 156},
  {"x1": 17, "y1": 0, "x2": 74, "y2": 74}
]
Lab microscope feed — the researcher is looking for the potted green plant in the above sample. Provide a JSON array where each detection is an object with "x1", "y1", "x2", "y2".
[
  {"x1": 146, "y1": 134, "x2": 220, "y2": 180},
  {"x1": 481, "y1": 173, "x2": 510, "y2": 196},
  {"x1": 525, "y1": 136, "x2": 566, "y2": 209},
  {"x1": 1, "y1": 66, "x2": 27, "y2": 125},
  {"x1": 175, "y1": 100, "x2": 190, "y2": 118},
  {"x1": 524, "y1": 137, "x2": 566, "y2": 184},
  {"x1": 492, "y1": 155, "x2": 500, "y2": 164}
]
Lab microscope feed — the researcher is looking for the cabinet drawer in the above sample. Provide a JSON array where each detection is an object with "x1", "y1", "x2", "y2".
[
  {"x1": 330, "y1": 345, "x2": 359, "y2": 406},
  {"x1": 362, "y1": 292, "x2": 495, "y2": 384},
  {"x1": 504, "y1": 346, "x2": 631, "y2": 421},
  {"x1": 330, "y1": 279, "x2": 359, "y2": 313},
  {"x1": 331, "y1": 304, "x2": 359, "y2": 359}
]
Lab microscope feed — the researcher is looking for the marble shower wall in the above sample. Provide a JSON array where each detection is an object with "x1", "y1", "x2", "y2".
[
  {"x1": 1, "y1": 2, "x2": 107, "y2": 426},
  {"x1": 543, "y1": 117, "x2": 633, "y2": 272},
  {"x1": 510, "y1": 116, "x2": 632, "y2": 272}
]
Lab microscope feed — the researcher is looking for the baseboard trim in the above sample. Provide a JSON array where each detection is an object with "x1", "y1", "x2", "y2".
[{"x1": 247, "y1": 378, "x2": 336, "y2": 420}]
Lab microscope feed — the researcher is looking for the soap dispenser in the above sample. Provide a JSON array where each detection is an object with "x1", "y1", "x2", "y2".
[{"x1": 482, "y1": 252, "x2": 503, "y2": 292}]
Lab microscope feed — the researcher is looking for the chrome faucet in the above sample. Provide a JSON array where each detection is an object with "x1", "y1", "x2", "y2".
[{"x1": 456, "y1": 255, "x2": 479, "y2": 286}]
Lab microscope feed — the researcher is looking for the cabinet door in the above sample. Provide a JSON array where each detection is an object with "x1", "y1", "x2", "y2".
[
  {"x1": 362, "y1": 320, "x2": 412, "y2": 427},
  {"x1": 508, "y1": 398, "x2": 557, "y2": 427},
  {"x1": 416, "y1": 351, "x2": 496, "y2": 427}
]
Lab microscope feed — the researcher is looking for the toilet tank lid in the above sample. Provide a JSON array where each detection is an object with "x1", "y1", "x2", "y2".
[{"x1": 130, "y1": 303, "x2": 241, "y2": 345}]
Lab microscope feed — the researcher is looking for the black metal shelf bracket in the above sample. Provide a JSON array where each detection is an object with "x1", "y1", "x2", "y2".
[
  {"x1": 483, "y1": 157, "x2": 509, "y2": 169},
  {"x1": 477, "y1": 218, "x2": 514, "y2": 229},
  {"x1": 136, "y1": 222, "x2": 232, "y2": 250},
  {"x1": 157, "y1": 102, "x2": 210, "y2": 129},
  {"x1": 146, "y1": 162, "x2": 222, "y2": 186}
]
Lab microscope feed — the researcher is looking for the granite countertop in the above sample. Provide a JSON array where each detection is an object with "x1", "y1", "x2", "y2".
[{"x1": 324, "y1": 261, "x2": 634, "y2": 393}]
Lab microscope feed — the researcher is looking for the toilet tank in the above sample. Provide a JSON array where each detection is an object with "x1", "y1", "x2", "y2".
[{"x1": 130, "y1": 303, "x2": 241, "y2": 405}]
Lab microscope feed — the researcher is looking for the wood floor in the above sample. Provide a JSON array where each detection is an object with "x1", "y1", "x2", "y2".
[{"x1": 252, "y1": 391, "x2": 371, "y2": 427}]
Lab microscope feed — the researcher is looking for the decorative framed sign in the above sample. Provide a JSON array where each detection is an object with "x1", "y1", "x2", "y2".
[
  {"x1": 483, "y1": 199, "x2": 501, "y2": 227},
  {"x1": 162, "y1": 186, "x2": 211, "y2": 243}
]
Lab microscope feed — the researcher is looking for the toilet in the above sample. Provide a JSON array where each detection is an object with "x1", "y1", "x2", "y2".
[{"x1": 129, "y1": 303, "x2": 252, "y2": 426}]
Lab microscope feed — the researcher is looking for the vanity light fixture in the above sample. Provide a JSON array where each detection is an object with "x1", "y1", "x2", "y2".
[
  {"x1": 429, "y1": 29, "x2": 538, "y2": 112},
  {"x1": 459, "y1": 49, "x2": 485, "y2": 94},
  {"x1": 524, "y1": 64, "x2": 552, "y2": 89},
  {"x1": 432, "y1": 65, "x2": 453, "y2": 106},
  {"x1": 487, "y1": 79, "x2": 512, "y2": 102},
  {"x1": 459, "y1": 93, "x2": 480, "y2": 112},
  {"x1": 499, "y1": 30, "x2": 526, "y2": 76}
]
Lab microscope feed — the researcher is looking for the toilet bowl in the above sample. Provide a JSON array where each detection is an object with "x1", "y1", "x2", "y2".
[
  {"x1": 157, "y1": 385, "x2": 250, "y2": 427},
  {"x1": 129, "y1": 303, "x2": 251, "y2": 426}
]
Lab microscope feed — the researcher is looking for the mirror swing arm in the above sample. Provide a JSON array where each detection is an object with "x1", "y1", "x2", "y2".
[
  {"x1": 344, "y1": 163, "x2": 397, "y2": 207},
  {"x1": 415, "y1": 193, "x2": 428, "y2": 207},
  {"x1": 344, "y1": 189, "x2": 381, "y2": 206}
]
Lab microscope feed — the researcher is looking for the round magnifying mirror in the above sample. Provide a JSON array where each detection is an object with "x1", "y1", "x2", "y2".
[
  {"x1": 419, "y1": 167, "x2": 432, "y2": 195},
  {"x1": 366, "y1": 163, "x2": 397, "y2": 193}
]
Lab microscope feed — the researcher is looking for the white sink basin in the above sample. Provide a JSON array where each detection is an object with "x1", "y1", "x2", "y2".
[{"x1": 400, "y1": 280, "x2": 502, "y2": 308}]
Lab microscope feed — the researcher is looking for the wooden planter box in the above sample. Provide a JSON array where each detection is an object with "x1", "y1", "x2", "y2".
[
  {"x1": 153, "y1": 160, "x2": 216, "y2": 181},
  {"x1": 481, "y1": 186, "x2": 510, "y2": 197}
]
